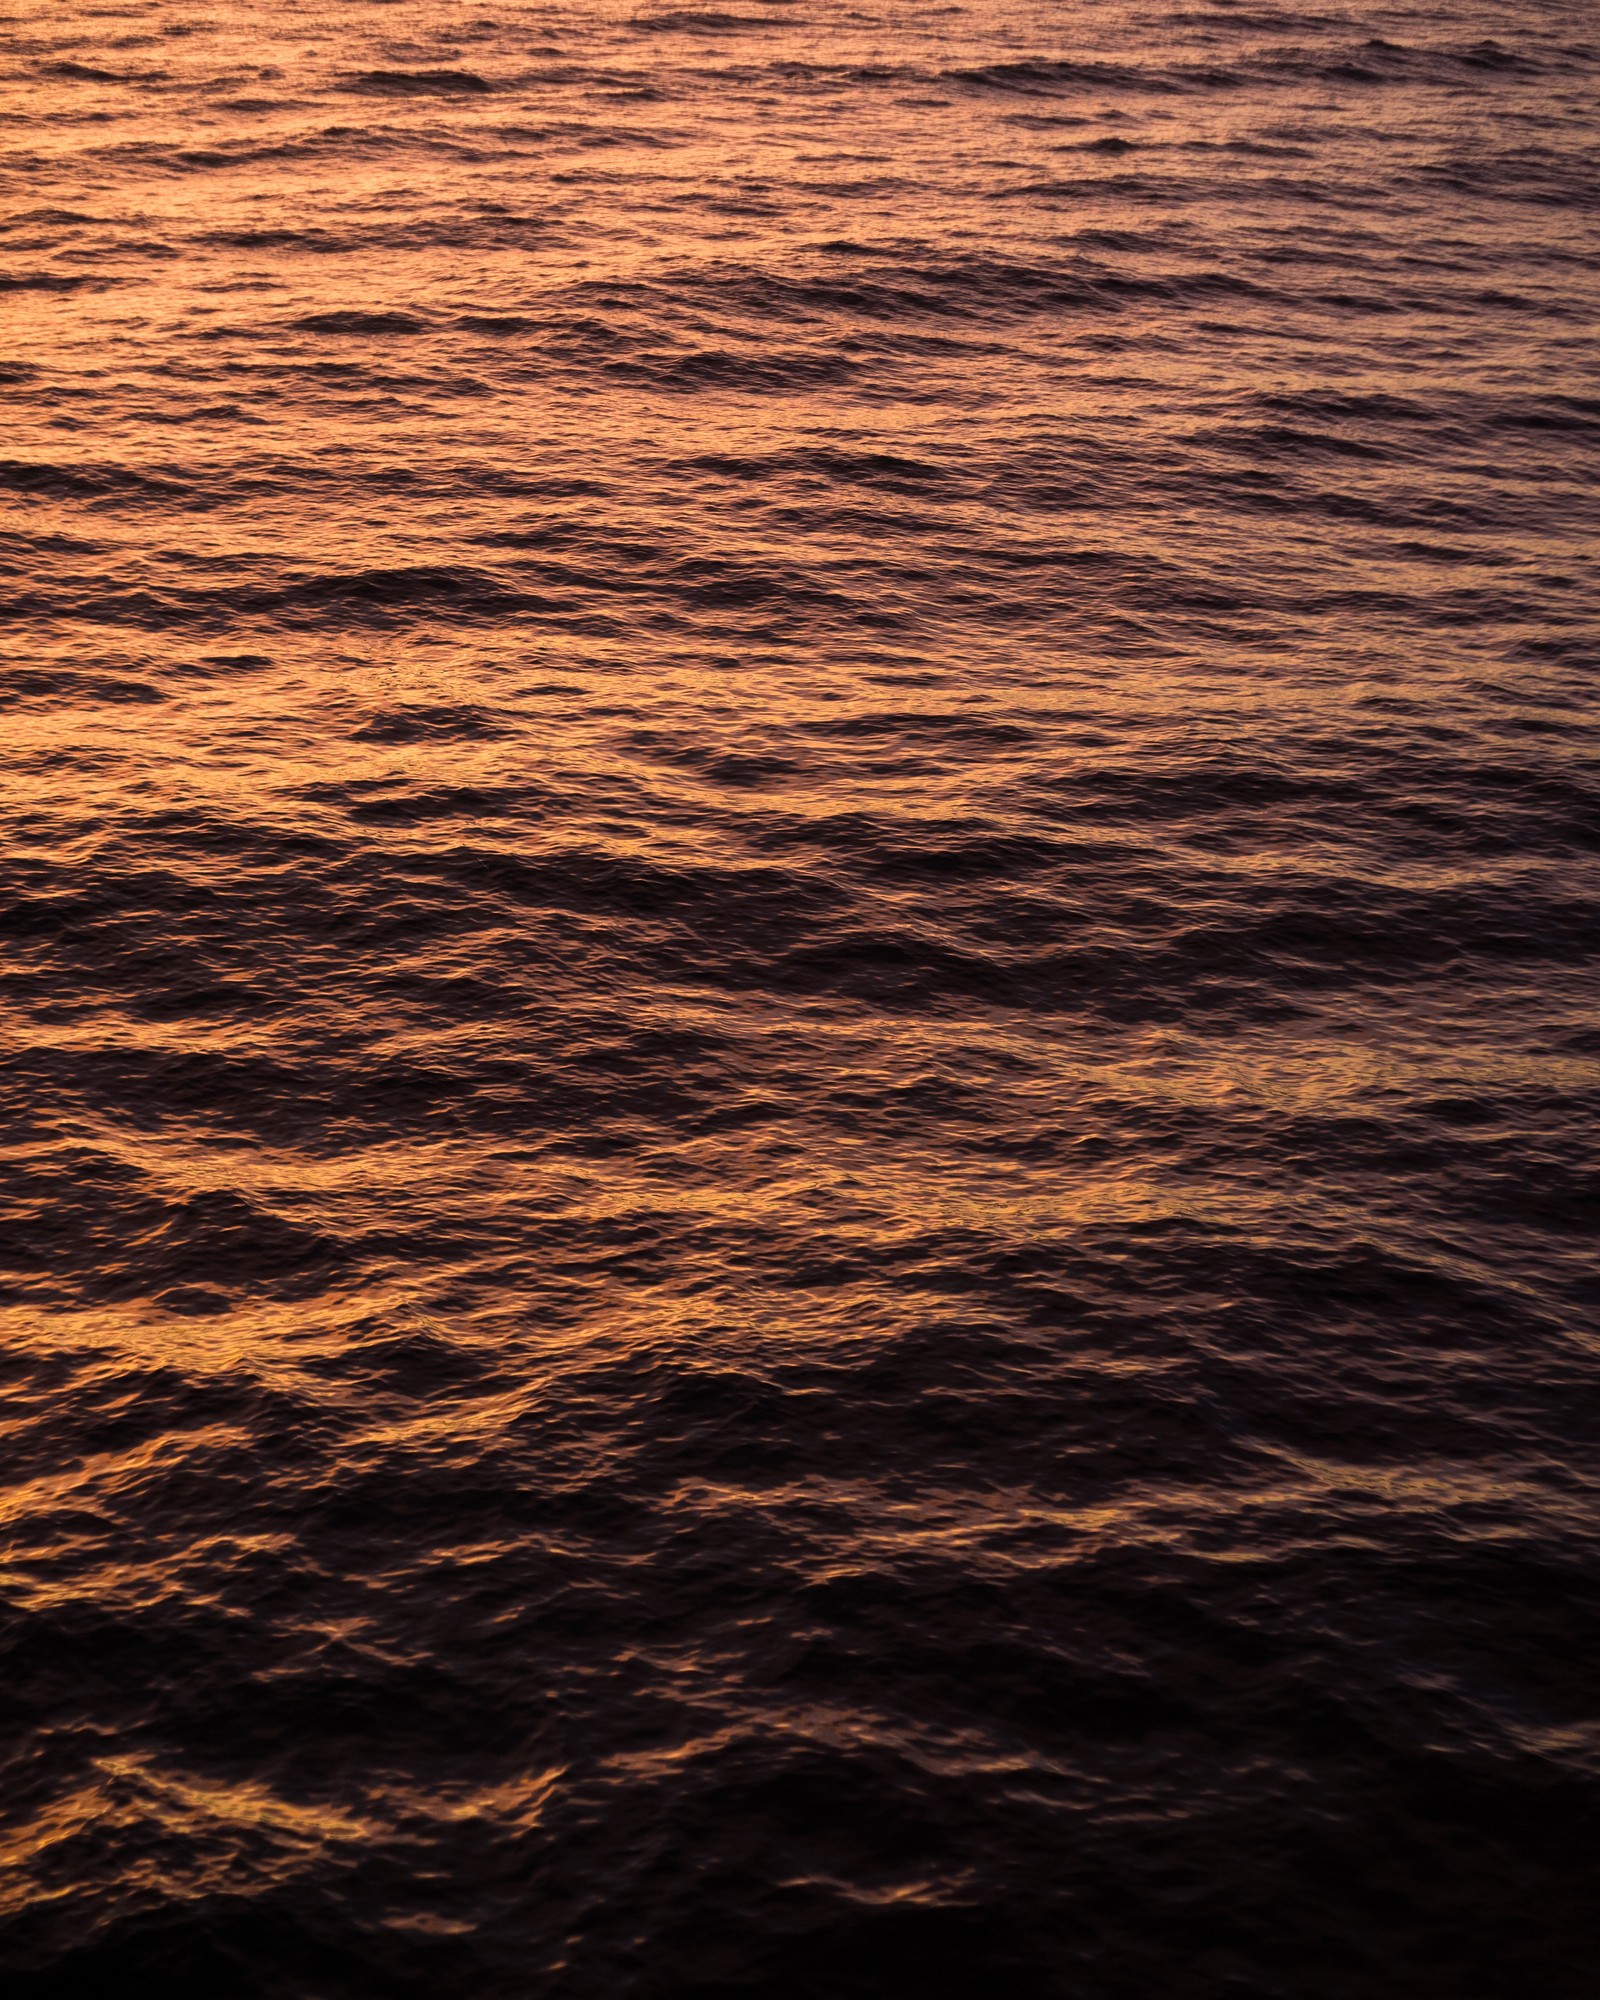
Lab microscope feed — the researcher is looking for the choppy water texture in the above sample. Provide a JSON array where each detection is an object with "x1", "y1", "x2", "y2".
[{"x1": 2, "y1": 0, "x2": 1598, "y2": 1992}]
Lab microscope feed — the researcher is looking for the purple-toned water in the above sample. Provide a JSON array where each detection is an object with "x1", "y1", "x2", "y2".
[{"x1": 2, "y1": 2, "x2": 1596, "y2": 1993}]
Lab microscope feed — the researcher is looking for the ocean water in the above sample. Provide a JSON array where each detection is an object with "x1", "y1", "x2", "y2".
[{"x1": 1, "y1": 0, "x2": 1597, "y2": 1993}]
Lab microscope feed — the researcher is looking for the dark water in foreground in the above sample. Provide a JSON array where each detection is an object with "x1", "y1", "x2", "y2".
[{"x1": 2, "y1": 0, "x2": 1598, "y2": 1992}]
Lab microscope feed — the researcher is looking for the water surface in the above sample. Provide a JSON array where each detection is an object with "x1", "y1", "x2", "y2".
[{"x1": 2, "y1": 1, "x2": 1597, "y2": 1993}]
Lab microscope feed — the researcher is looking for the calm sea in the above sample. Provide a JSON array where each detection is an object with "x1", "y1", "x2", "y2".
[{"x1": 2, "y1": 1, "x2": 1596, "y2": 1993}]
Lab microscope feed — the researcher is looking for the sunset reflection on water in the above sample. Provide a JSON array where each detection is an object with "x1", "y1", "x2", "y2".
[{"x1": 2, "y1": 2, "x2": 1597, "y2": 1994}]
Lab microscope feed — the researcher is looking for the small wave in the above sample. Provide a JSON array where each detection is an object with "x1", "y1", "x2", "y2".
[
  {"x1": 350, "y1": 704, "x2": 512, "y2": 745},
  {"x1": 631, "y1": 11, "x2": 795, "y2": 31},
  {"x1": 39, "y1": 60, "x2": 131, "y2": 82},
  {"x1": 683, "y1": 447, "x2": 949, "y2": 490},
  {"x1": 338, "y1": 69, "x2": 498, "y2": 97},
  {"x1": 0, "y1": 271, "x2": 94, "y2": 292},
  {"x1": 293, "y1": 309, "x2": 429, "y2": 335},
  {"x1": 0, "y1": 457, "x2": 185, "y2": 500},
  {"x1": 949, "y1": 58, "x2": 1190, "y2": 98}
]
